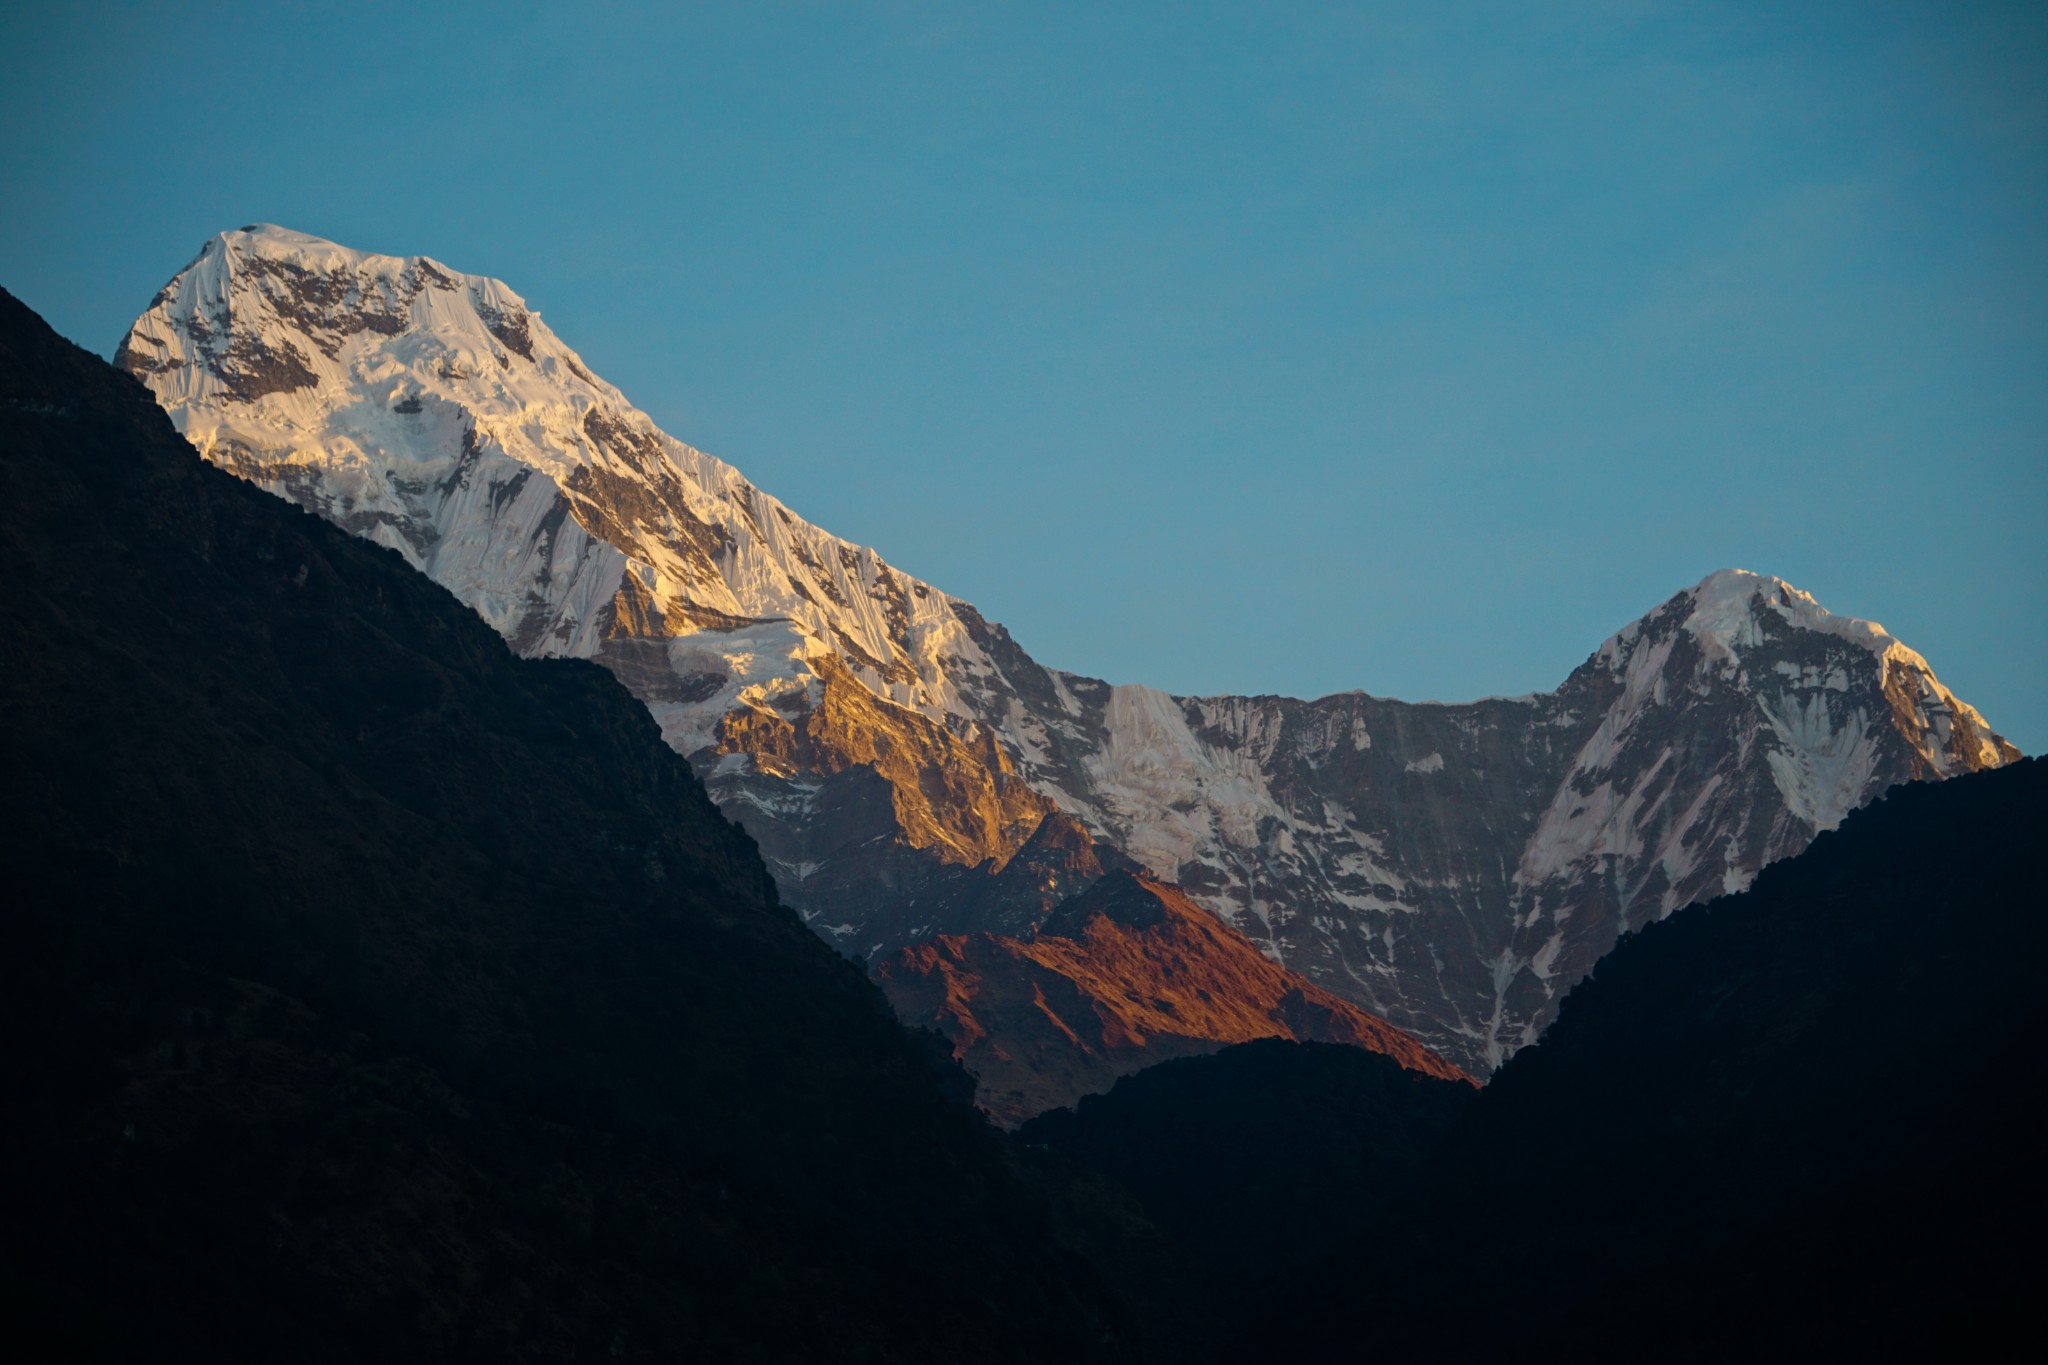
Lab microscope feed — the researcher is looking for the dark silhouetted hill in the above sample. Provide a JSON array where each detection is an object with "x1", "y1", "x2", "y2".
[
  {"x1": 0, "y1": 287, "x2": 1131, "y2": 1364},
  {"x1": 1254, "y1": 756, "x2": 2047, "y2": 1363},
  {"x1": 1021, "y1": 1039, "x2": 1474, "y2": 1285}
]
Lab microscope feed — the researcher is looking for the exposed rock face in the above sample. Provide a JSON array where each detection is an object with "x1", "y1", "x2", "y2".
[
  {"x1": 123, "y1": 226, "x2": 2021, "y2": 1073},
  {"x1": 1105, "y1": 574, "x2": 2019, "y2": 1070},
  {"x1": 877, "y1": 871, "x2": 1468, "y2": 1124}
]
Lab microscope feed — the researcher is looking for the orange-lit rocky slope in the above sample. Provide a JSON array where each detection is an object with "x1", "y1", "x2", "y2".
[{"x1": 878, "y1": 870, "x2": 1469, "y2": 1123}]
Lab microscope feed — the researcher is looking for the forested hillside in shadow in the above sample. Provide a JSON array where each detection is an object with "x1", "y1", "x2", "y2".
[{"x1": 0, "y1": 287, "x2": 1131, "y2": 1364}]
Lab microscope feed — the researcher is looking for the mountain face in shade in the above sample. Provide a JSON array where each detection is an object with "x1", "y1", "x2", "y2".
[
  {"x1": 120, "y1": 225, "x2": 2020, "y2": 1072},
  {"x1": 877, "y1": 871, "x2": 1468, "y2": 1123},
  {"x1": 0, "y1": 288, "x2": 1129, "y2": 1364}
]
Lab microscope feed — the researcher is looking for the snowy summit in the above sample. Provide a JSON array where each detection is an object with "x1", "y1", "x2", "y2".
[{"x1": 119, "y1": 227, "x2": 2019, "y2": 1072}]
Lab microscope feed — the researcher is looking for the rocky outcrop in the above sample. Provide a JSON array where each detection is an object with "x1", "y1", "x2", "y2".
[
  {"x1": 877, "y1": 871, "x2": 1469, "y2": 1124},
  {"x1": 717, "y1": 654, "x2": 1053, "y2": 868},
  {"x1": 122, "y1": 225, "x2": 2021, "y2": 1073}
]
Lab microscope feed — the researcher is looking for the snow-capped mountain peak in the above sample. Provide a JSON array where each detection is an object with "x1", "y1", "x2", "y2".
[
  {"x1": 119, "y1": 224, "x2": 1031, "y2": 761},
  {"x1": 1681, "y1": 566, "x2": 1906, "y2": 662},
  {"x1": 119, "y1": 227, "x2": 2019, "y2": 1074}
]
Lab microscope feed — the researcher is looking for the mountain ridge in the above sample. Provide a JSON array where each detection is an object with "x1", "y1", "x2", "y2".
[
  {"x1": 120, "y1": 224, "x2": 2020, "y2": 1072},
  {"x1": 16, "y1": 264, "x2": 2038, "y2": 1358}
]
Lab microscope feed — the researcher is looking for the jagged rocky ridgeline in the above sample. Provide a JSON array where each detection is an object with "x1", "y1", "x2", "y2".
[{"x1": 121, "y1": 225, "x2": 2021, "y2": 1074}]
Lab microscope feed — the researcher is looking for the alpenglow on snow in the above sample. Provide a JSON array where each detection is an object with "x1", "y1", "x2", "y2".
[{"x1": 120, "y1": 225, "x2": 2020, "y2": 1072}]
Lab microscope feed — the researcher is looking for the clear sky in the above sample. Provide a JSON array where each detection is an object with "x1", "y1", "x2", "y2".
[{"x1": 4, "y1": 1, "x2": 2043, "y2": 749}]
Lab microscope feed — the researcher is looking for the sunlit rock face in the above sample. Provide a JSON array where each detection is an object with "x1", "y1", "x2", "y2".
[
  {"x1": 123, "y1": 226, "x2": 2020, "y2": 1073},
  {"x1": 876, "y1": 870, "x2": 1470, "y2": 1125}
]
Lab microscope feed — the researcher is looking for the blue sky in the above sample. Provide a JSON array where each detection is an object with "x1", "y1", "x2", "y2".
[{"x1": 4, "y1": 1, "x2": 2043, "y2": 749}]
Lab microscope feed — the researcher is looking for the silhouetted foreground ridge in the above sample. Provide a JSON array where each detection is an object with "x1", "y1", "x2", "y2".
[
  {"x1": 0, "y1": 288, "x2": 1129, "y2": 1363},
  {"x1": 1256, "y1": 755, "x2": 2047, "y2": 1363}
]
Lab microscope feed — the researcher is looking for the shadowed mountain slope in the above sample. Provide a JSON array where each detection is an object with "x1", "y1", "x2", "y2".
[{"x1": 0, "y1": 287, "x2": 1129, "y2": 1364}]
